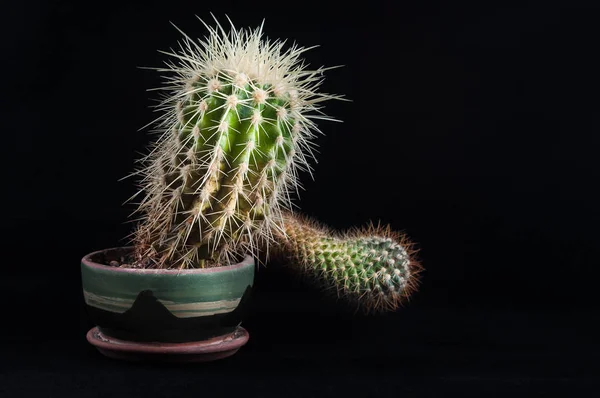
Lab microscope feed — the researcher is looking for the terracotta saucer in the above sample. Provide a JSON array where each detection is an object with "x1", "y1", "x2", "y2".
[{"x1": 86, "y1": 326, "x2": 249, "y2": 362}]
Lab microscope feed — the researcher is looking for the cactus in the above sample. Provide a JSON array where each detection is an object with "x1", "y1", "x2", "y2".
[
  {"x1": 124, "y1": 17, "x2": 343, "y2": 268},
  {"x1": 275, "y1": 212, "x2": 422, "y2": 313}
]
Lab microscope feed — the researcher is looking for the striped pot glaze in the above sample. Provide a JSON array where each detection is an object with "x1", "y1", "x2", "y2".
[{"x1": 81, "y1": 247, "x2": 254, "y2": 343}]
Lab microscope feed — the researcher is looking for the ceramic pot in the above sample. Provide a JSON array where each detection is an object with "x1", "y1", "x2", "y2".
[{"x1": 81, "y1": 246, "x2": 254, "y2": 362}]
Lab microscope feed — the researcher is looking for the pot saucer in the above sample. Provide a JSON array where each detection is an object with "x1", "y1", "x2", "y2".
[{"x1": 86, "y1": 326, "x2": 249, "y2": 362}]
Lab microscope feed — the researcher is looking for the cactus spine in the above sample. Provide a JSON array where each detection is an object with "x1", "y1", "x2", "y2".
[
  {"x1": 126, "y1": 18, "x2": 342, "y2": 268},
  {"x1": 277, "y1": 213, "x2": 422, "y2": 313}
]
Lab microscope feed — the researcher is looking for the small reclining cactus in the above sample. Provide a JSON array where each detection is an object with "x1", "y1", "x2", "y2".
[
  {"x1": 277, "y1": 213, "x2": 422, "y2": 313},
  {"x1": 125, "y1": 17, "x2": 343, "y2": 268}
]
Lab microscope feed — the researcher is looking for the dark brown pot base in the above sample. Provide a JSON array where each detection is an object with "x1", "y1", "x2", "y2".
[{"x1": 86, "y1": 326, "x2": 249, "y2": 362}]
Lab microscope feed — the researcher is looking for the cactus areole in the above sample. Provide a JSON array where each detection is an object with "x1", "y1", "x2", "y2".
[{"x1": 126, "y1": 18, "x2": 342, "y2": 269}]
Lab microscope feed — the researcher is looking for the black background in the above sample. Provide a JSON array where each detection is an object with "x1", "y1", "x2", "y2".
[{"x1": 2, "y1": 0, "x2": 599, "y2": 396}]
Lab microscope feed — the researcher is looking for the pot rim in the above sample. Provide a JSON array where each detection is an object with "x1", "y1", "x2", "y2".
[{"x1": 81, "y1": 246, "x2": 254, "y2": 275}]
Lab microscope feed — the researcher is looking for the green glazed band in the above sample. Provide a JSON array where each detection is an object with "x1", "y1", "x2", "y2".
[{"x1": 81, "y1": 247, "x2": 255, "y2": 318}]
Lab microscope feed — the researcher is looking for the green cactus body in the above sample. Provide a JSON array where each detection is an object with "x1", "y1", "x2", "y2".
[
  {"x1": 127, "y1": 19, "x2": 342, "y2": 268},
  {"x1": 279, "y1": 213, "x2": 421, "y2": 312}
]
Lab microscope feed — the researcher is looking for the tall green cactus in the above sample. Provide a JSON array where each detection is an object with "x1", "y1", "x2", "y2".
[
  {"x1": 276, "y1": 213, "x2": 422, "y2": 313},
  {"x1": 125, "y1": 18, "x2": 343, "y2": 268}
]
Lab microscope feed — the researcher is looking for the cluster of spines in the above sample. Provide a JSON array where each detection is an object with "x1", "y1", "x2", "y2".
[
  {"x1": 124, "y1": 17, "x2": 343, "y2": 268},
  {"x1": 278, "y1": 213, "x2": 422, "y2": 313}
]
